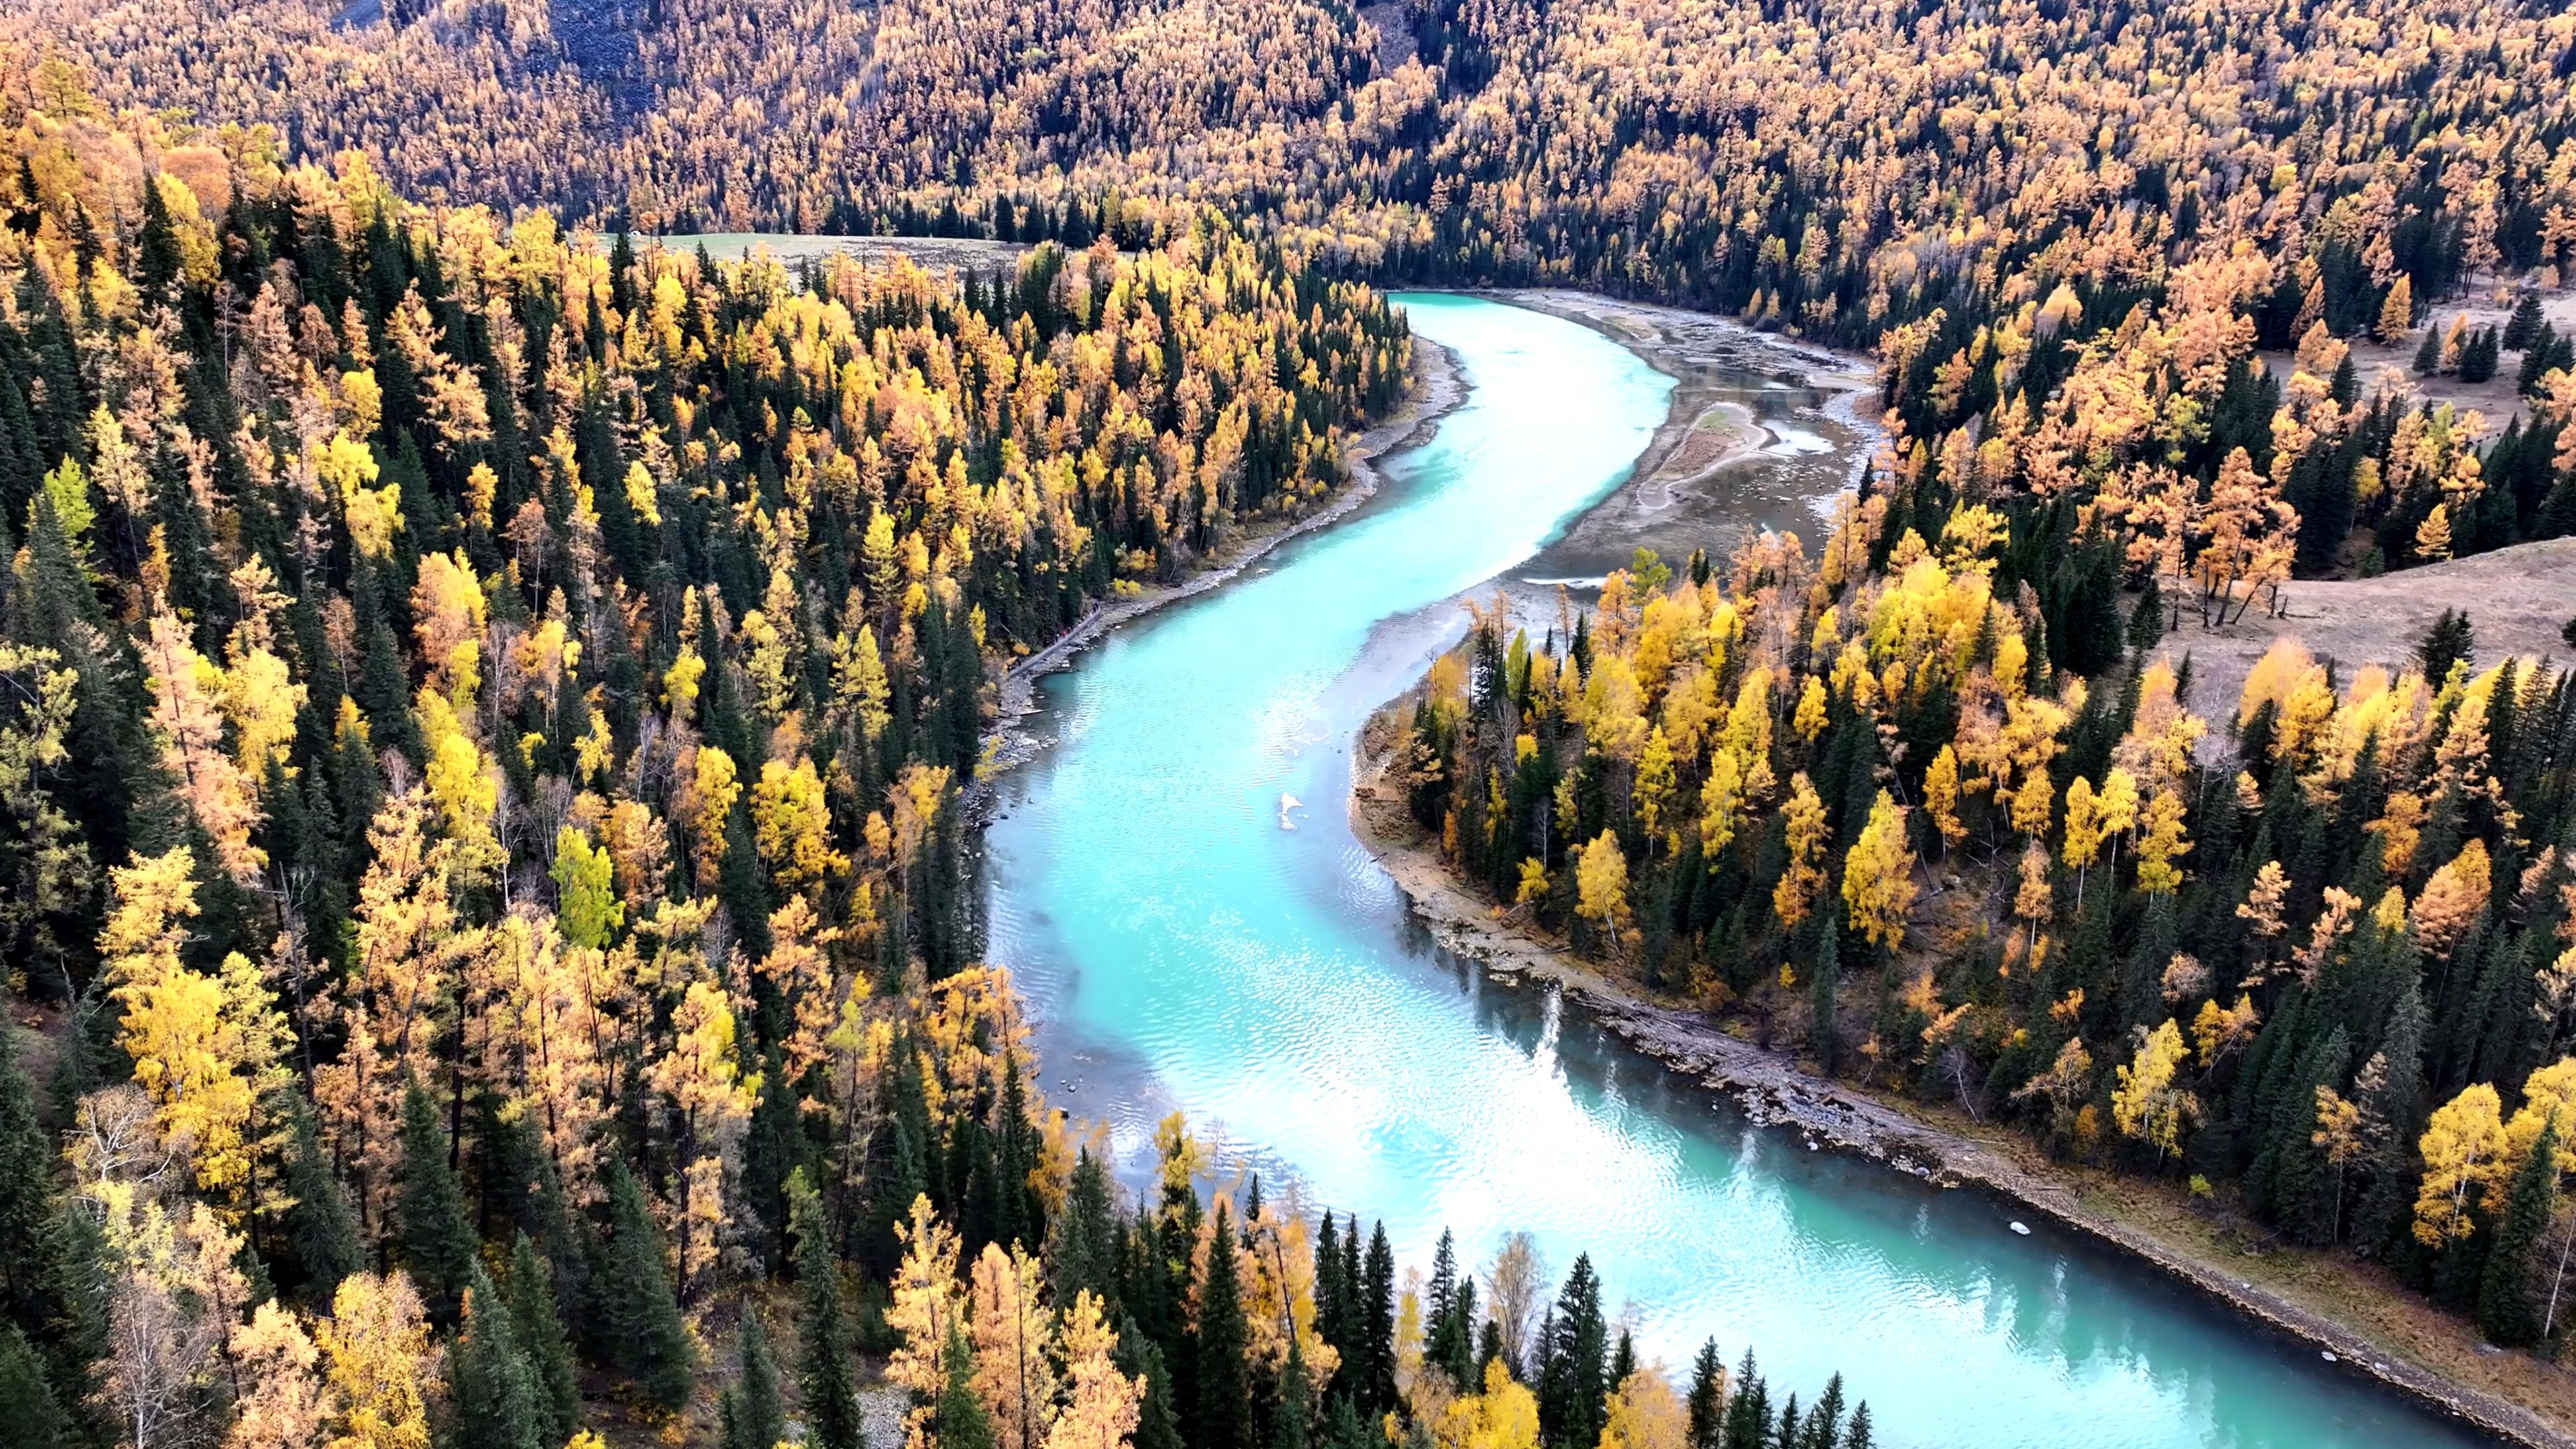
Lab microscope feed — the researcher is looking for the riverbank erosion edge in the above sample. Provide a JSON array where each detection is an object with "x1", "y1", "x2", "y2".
[
  {"x1": 969, "y1": 333, "x2": 1466, "y2": 813},
  {"x1": 1345, "y1": 704, "x2": 2576, "y2": 1449}
]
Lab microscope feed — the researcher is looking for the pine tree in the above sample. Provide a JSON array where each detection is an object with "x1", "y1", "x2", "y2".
[
  {"x1": 283, "y1": 1103, "x2": 364, "y2": 1306},
  {"x1": 720, "y1": 1312, "x2": 788, "y2": 1449},
  {"x1": 447, "y1": 1263, "x2": 546, "y2": 1449},
  {"x1": 505, "y1": 1234, "x2": 582, "y2": 1448},
  {"x1": 2477, "y1": 1119, "x2": 2559, "y2": 1346},
  {"x1": 792, "y1": 1168, "x2": 864, "y2": 1449},
  {"x1": 598, "y1": 1163, "x2": 696, "y2": 1408},
  {"x1": 396, "y1": 1085, "x2": 478, "y2": 1326},
  {"x1": 1721, "y1": 1350, "x2": 1768, "y2": 1449},
  {"x1": 1196, "y1": 1201, "x2": 1254, "y2": 1449}
]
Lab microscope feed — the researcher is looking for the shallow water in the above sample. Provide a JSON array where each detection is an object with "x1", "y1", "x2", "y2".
[{"x1": 983, "y1": 294, "x2": 2494, "y2": 1448}]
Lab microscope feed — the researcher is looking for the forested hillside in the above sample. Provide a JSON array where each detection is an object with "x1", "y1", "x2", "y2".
[
  {"x1": 1394, "y1": 513, "x2": 2576, "y2": 1348},
  {"x1": 0, "y1": 79, "x2": 1809, "y2": 1449}
]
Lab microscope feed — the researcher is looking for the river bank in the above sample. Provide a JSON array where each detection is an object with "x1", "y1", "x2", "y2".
[
  {"x1": 1480, "y1": 289, "x2": 1882, "y2": 592},
  {"x1": 971, "y1": 333, "x2": 1465, "y2": 810},
  {"x1": 1344, "y1": 702, "x2": 2576, "y2": 1449}
]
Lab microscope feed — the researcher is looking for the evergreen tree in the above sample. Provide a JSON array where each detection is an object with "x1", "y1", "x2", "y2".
[
  {"x1": 1841, "y1": 1405, "x2": 1873, "y2": 1449},
  {"x1": 1196, "y1": 1201, "x2": 1254, "y2": 1449},
  {"x1": 1051, "y1": 1149, "x2": 1118, "y2": 1311},
  {"x1": 0, "y1": 1327, "x2": 68, "y2": 1449},
  {"x1": 1798, "y1": 1373, "x2": 1845, "y2": 1449},
  {"x1": 1362, "y1": 1222, "x2": 1396, "y2": 1415},
  {"x1": 792, "y1": 1169, "x2": 864, "y2": 1449},
  {"x1": 720, "y1": 1312, "x2": 788, "y2": 1449},
  {"x1": 1273, "y1": 1330, "x2": 1311, "y2": 1449},
  {"x1": 2416, "y1": 608, "x2": 2476, "y2": 684},
  {"x1": 598, "y1": 1163, "x2": 696, "y2": 1408},
  {"x1": 1686, "y1": 1341, "x2": 1725, "y2": 1449},
  {"x1": 936, "y1": 1324, "x2": 997, "y2": 1449},
  {"x1": 505, "y1": 1234, "x2": 582, "y2": 1448},
  {"x1": 1721, "y1": 1350, "x2": 1768, "y2": 1449},
  {"x1": 2413, "y1": 323, "x2": 2441, "y2": 375},
  {"x1": 2504, "y1": 292, "x2": 2545, "y2": 351},
  {"x1": 282, "y1": 1103, "x2": 364, "y2": 1305},
  {"x1": 396, "y1": 1085, "x2": 478, "y2": 1326},
  {"x1": 2476, "y1": 1118, "x2": 2559, "y2": 1346},
  {"x1": 1540, "y1": 1256, "x2": 1607, "y2": 1449},
  {"x1": 446, "y1": 1263, "x2": 546, "y2": 1449}
]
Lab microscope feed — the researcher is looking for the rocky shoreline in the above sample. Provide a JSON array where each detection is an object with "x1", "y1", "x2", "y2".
[{"x1": 1346, "y1": 712, "x2": 2575, "y2": 1449}]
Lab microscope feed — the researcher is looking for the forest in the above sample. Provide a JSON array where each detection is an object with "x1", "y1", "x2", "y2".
[
  {"x1": 5, "y1": 0, "x2": 2576, "y2": 1438},
  {"x1": 1395, "y1": 509, "x2": 2576, "y2": 1349},
  {"x1": 0, "y1": 60, "x2": 1890, "y2": 1449}
]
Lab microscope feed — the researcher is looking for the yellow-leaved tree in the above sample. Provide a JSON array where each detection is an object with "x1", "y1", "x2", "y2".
[
  {"x1": 1044, "y1": 1291, "x2": 1144, "y2": 1449},
  {"x1": 1772, "y1": 773, "x2": 1829, "y2": 928},
  {"x1": 969, "y1": 1240, "x2": 1059, "y2": 1449},
  {"x1": 319, "y1": 1272, "x2": 433, "y2": 1449},
  {"x1": 1839, "y1": 790, "x2": 1917, "y2": 952},
  {"x1": 2110, "y1": 1020, "x2": 2197, "y2": 1165}
]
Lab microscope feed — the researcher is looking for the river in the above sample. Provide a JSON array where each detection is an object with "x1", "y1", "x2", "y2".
[{"x1": 981, "y1": 293, "x2": 2496, "y2": 1448}]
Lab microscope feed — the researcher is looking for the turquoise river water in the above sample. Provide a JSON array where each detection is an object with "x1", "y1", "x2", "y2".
[{"x1": 982, "y1": 293, "x2": 2498, "y2": 1448}]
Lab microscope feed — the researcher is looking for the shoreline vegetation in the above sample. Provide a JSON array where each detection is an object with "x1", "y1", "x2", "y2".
[
  {"x1": 1349, "y1": 718, "x2": 2576, "y2": 1449},
  {"x1": 977, "y1": 335, "x2": 1466, "y2": 802},
  {"x1": 973, "y1": 285, "x2": 2572, "y2": 1443},
  {"x1": 1314, "y1": 303, "x2": 2576, "y2": 1444}
]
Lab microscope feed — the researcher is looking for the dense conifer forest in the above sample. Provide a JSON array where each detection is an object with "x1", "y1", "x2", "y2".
[{"x1": 5, "y1": 0, "x2": 2576, "y2": 1438}]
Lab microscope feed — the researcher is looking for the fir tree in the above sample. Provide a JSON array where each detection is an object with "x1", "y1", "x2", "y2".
[
  {"x1": 506, "y1": 1234, "x2": 582, "y2": 1448},
  {"x1": 1686, "y1": 1341, "x2": 1725, "y2": 1449},
  {"x1": 2477, "y1": 1118, "x2": 2559, "y2": 1346},
  {"x1": 1273, "y1": 1330, "x2": 1311, "y2": 1449},
  {"x1": 1051, "y1": 1149, "x2": 1118, "y2": 1311},
  {"x1": 0, "y1": 1327, "x2": 67, "y2": 1449},
  {"x1": 937, "y1": 1324, "x2": 997, "y2": 1449},
  {"x1": 283, "y1": 1104, "x2": 364, "y2": 1306},
  {"x1": 598, "y1": 1163, "x2": 696, "y2": 1408},
  {"x1": 1196, "y1": 1201, "x2": 1254, "y2": 1449},
  {"x1": 396, "y1": 1085, "x2": 478, "y2": 1326},
  {"x1": 2416, "y1": 608, "x2": 2476, "y2": 684},
  {"x1": 447, "y1": 1265, "x2": 547, "y2": 1449},
  {"x1": 720, "y1": 1312, "x2": 788, "y2": 1449},
  {"x1": 1362, "y1": 1222, "x2": 1396, "y2": 1415},
  {"x1": 1540, "y1": 1256, "x2": 1607, "y2": 1449},
  {"x1": 792, "y1": 1169, "x2": 864, "y2": 1449}
]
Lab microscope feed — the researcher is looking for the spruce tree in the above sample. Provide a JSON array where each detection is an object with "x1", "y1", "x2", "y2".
[
  {"x1": 2477, "y1": 1119, "x2": 2559, "y2": 1346},
  {"x1": 1721, "y1": 1350, "x2": 1768, "y2": 1449},
  {"x1": 598, "y1": 1163, "x2": 696, "y2": 1408},
  {"x1": 2412, "y1": 324, "x2": 2441, "y2": 375},
  {"x1": 1685, "y1": 1341, "x2": 1725, "y2": 1449},
  {"x1": 1272, "y1": 1331, "x2": 1311, "y2": 1449},
  {"x1": 792, "y1": 1169, "x2": 864, "y2": 1449},
  {"x1": 1542, "y1": 1256, "x2": 1607, "y2": 1449},
  {"x1": 720, "y1": 1312, "x2": 788, "y2": 1449},
  {"x1": 936, "y1": 1324, "x2": 996, "y2": 1449},
  {"x1": 446, "y1": 1264, "x2": 545, "y2": 1449},
  {"x1": 0, "y1": 1001, "x2": 66, "y2": 1344},
  {"x1": 2504, "y1": 292, "x2": 2545, "y2": 352},
  {"x1": 1196, "y1": 1201, "x2": 1254, "y2": 1449},
  {"x1": 1051, "y1": 1150, "x2": 1117, "y2": 1311},
  {"x1": 505, "y1": 1234, "x2": 582, "y2": 1448},
  {"x1": 282, "y1": 1104, "x2": 364, "y2": 1305},
  {"x1": 1362, "y1": 1222, "x2": 1395, "y2": 1415},
  {"x1": 0, "y1": 1327, "x2": 67, "y2": 1449},
  {"x1": 396, "y1": 1085, "x2": 478, "y2": 1326},
  {"x1": 1841, "y1": 1405, "x2": 1873, "y2": 1449}
]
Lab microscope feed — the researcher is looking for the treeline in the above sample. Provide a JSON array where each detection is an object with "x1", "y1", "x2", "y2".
[
  {"x1": 30, "y1": 0, "x2": 2576, "y2": 591},
  {"x1": 1397, "y1": 511, "x2": 2576, "y2": 1350},
  {"x1": 0, "y1": 85, "x2": 1462, "y2": 1449}
]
